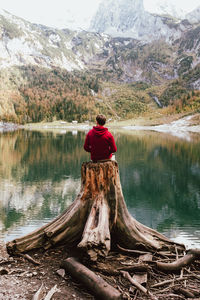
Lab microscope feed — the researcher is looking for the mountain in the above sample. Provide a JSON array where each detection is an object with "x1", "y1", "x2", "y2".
[
  {"x1": 1, "y1": 9, "x2": 199, "y2": 86},
  {"x1": 0, "y1": 9, "x2": 88, "y2": 71},
  {"x1": 144, "y1": 0, "x2": 187, "y2": 19},
  {"x1": 1, "y1": 7, "x2": 199, "y2": 76},
  {"x1": 90, "y1": 0, "x2": 192, "y2": 42},
  {"x1": 0, "y1": 7, "x2": 200, "y2": 124},
  {"x1": 186, "y1": 6, "x2": 200, "y2": 24}
]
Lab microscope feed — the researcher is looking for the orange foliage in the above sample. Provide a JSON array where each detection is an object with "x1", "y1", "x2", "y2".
[{"x1": 8, "y1": 66, "x2": 101, "y2": 124}]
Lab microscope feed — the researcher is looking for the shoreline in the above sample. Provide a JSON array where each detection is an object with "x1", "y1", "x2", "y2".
[
  {"x1": 1, "y1": 113, "x2": 200, "y2": 136},
  {"x1": 24, "y1": 113, "x2": 200, "y2": 135},
  {"x1": 122, "y1": 114, "x2": 200, "y2": 134}
]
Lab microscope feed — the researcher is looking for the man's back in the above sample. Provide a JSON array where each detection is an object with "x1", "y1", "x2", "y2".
[{"x1": 84, "y1": 124, "x2": 117, "y2": 162}]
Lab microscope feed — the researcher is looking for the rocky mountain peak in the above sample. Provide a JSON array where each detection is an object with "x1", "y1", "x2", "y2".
[
  {"x1": 144, "y1": 0, "x2": 187, "y2": 19},
  {"x1": 90, "y1": 0, "x2": 187, "y2": 41},
  {"x1": 97, "y1": 0, "x2": 144, "y2": 12},
  {"x1": 90, "y1": 0, "x2": 145, "y2": 34},
  {"x1": 186, "y1": 6, "x2": 200, "y2": 24}
]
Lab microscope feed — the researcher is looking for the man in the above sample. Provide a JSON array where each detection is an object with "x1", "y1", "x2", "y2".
[{"x1": 84, "y1": 114, "x2": 117, "y2": 162}]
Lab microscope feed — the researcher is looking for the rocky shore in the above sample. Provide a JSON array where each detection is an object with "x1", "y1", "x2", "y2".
[{"x1": 0, "y1": 122, "x2": 21, "y2": 132}]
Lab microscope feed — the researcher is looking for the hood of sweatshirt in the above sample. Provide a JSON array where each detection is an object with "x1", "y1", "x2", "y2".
[{"x1": 93, "y1": 126, "x2": 108, "y2": 136}]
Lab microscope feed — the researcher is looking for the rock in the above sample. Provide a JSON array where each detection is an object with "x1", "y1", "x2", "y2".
[
  {"x1": 0, "y1": 268, "x2": 9, "y2": 275},
  {"x1": 56, "y1": 269, "x2": 65, "y2": 278},
  {"x1": 40, "y1": 271, "x2": 45, "y2": 276}
]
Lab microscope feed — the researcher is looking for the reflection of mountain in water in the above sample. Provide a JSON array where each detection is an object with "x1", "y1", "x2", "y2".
[{"x1": 0, "y1": 129, "x2": 200, "y2": 246}]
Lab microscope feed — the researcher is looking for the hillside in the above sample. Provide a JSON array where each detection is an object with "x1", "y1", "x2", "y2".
[{"x1": 0, "y1": 9, "x2": 200, "y2": 124}]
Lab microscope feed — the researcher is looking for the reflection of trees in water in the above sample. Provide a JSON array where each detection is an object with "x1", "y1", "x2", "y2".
[
  {"x1": 116, "y1": 132, "x2": 200, "y2": 229},
  {"x1": 12, "y1": 130, "x2": 89, "y2": 182},
  {"x1": 0, "y1": 130, "x2": 26, "y2": 179},
  {"x1": 1, "y1": 130, "x2": 200, "y2": 239},
  {"x1": 0, "y1": 178, "x2": 81, "y2": 237},
  {"x1": 0, "y1": 130, "x2": 86, "y2": 237}
]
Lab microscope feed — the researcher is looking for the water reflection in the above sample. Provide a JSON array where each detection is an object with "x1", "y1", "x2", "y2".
[
  {"x1": 0, "y1": 129, "x2": 200, "y2": 248},
  {"x1": 116, "y1": 131, "x2": 200, "y2": 248},
  {"x1": 0, "y1": 130, "x2": 85, "y2": 241}
]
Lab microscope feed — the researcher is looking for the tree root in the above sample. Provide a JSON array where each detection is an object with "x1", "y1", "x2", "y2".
[{"x1": 157, "y1": 249, "x2": 200, "y2": 272}]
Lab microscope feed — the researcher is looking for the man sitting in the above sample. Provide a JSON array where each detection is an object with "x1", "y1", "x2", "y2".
[{"x1": 84, "y1": 114, "x2": 117, "y2": 162}]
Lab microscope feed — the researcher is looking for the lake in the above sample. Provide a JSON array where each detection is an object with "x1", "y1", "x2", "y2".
[{"x1": 0, "y1": 128, "x2": 200, "y2": 249}]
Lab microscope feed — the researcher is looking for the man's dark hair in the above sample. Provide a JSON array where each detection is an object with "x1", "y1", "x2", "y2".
[{"x1": 96, "y1": 114, "x2": 106, "y2": 126}]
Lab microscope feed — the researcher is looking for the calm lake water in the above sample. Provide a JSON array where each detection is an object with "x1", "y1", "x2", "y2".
[{"x1": 0, "y1": 129, "x2": 200, "y2": 249}]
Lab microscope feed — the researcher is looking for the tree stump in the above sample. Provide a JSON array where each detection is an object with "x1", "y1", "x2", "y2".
[{"x1": 7, "y1": 161, "x2": 184, "y2": 260}]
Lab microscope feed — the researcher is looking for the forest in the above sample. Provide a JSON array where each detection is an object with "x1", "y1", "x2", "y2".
[
  {"x1": 1, "y1": 66, "x2": 102, "y2": 124},
  {"x1": 0, "y1": 65, "x2": 200, "y2": 124}
]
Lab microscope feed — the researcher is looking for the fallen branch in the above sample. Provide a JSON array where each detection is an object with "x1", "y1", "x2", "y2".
[
  {"x1": 21, "y1": 254, "x2": 40, "y2": 266},
  {"x1": 117, "y1": 244, "x2": 150, "y2": 255},
  {"x1": 0, "y1": 259, "x2": 15, "y2": 266},
  {"x1": 44, "y1": 285, "x2": 59, "y2": 300},
  {"x1": 120, "y1": 270, "x2": 157, "y2": 300},
  {"x1": 92, "y1": 264, "x2": 119, "y2": 276},
  {"x1": 156, "y1": 293, "x2": 185, "y2": 299},
  {"x1": 32, "y1": 283, "x2": 46, "y2": 300},
  {"x1": 185, "y1": 268, "x2": 200, "y2": 280},
  {"x1": 175, "y1": 246, "x2": 179, "y2": 260},
  {"x1": 117, "y1": 264, "x2": 149, "y2": 273},
  {"x1": 157, "y1": 252, "x2": 184, "y2": 258},
  {"x1": 61, "y1": 257, "x2": 122, "y2": 300},
  {"x1": 151, "y1": 276, "x2": 192, "y2": 288},
  {"x1": 94, "y1": 262, "x2": 149, "y2": 276},
  {"x1": 173, "y1": 287, "x2": 195, "y2": 298},
  {"x1": 154, "y1": 284, "x2": 176, "y2": 294}
]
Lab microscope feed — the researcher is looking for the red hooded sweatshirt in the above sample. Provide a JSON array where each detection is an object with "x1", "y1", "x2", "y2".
[{"x1": 84, "y1": 126, "x2": 117, "y2": 161}]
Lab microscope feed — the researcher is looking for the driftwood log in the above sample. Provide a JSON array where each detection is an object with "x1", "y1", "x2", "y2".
[
  {"x1": 7, "y1": 161, "x2": 184, "y2": 260},
  {"x1": 61, "y1": 257, "x2": 122, "y2": 300}
]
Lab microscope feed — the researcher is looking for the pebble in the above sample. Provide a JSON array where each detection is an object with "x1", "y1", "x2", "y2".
[
  {"x1": 40, "y1": 271, "x2": 45, "y2": 276},
  {"x1": 56, "y1": 269, "x2": 65, "y2": 278},
  {"x1": 0, "y1": 268, "x2": 9, "y2": 275}
]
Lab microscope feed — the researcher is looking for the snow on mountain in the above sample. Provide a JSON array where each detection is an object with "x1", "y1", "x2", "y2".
[
  {"x1": 186, "y1": 6, "x2": 200, "y2": 24},
  {"x1": 144, "y1": 0, "x2": 187, "y2": 19},
  {"x1": 0, "y1": 3, "x2": 199, "y2": 79},
  {"x1": 90, "y1": 0, "x2": 189, "y2": 42},
  {"x1": 0, "y1": 10, "x2": 89, "y2": 71}
]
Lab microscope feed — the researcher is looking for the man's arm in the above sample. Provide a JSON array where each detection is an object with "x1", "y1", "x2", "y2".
[
  {"x1": 109, "y1": 134, "x2": 117, "y2": 153},
  {"x1": 84, "y1": 133, "x2": 91, "y2": 152}
]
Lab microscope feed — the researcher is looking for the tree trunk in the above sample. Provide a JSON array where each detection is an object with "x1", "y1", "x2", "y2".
[{"x1": 7, "y1": 161, "x2": 184, "y2": 260}]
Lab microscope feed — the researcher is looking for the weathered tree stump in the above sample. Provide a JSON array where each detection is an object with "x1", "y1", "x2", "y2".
[{"x1": 7, "y1": 161, "x2": 184, "y2": 260}]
